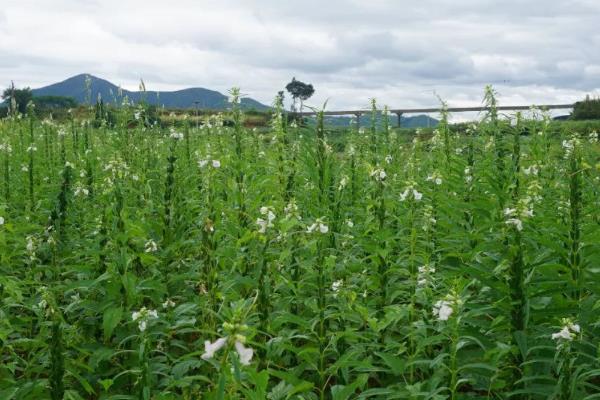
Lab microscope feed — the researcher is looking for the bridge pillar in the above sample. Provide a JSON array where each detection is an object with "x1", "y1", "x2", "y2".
[
  {"x1": 355, "y1": 112, "x2": 362, "y2": 130},
  {"x1": 396, "y1": 112, "x2": 403, "y2": 128}
]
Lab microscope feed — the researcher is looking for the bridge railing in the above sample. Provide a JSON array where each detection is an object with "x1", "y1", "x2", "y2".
[{"x1": 296, "y1": 104, "x2": 574, "y2": 127}]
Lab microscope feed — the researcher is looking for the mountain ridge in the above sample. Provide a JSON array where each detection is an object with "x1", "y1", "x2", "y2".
[
  {"x1": 31, "y1": 74, "x2": 270, "y2": 110},
  {"x1": 30, "y1": 74, "x2": 438, "y2": 127}
]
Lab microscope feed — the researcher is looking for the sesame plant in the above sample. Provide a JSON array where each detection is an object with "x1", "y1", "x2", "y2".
[{"x1": 0, "y1": 88, "x2": 599, "y2": 400}]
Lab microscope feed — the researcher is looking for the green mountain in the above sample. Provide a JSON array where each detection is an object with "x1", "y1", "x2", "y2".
[{"x1": 31, "y1": 74, "x2": 269, "y2": 110}]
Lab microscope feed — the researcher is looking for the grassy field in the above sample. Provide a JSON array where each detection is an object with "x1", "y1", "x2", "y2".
[{"x1": 0, "y1": 92, "x2": 600, "y2": 399}]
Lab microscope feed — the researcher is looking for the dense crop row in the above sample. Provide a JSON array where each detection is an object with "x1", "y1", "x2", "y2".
[{"x1": 0, "y1": 91, "x2": 600, "y2": 399}]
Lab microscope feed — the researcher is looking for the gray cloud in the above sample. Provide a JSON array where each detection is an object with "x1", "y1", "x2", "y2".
[{"x1": 1, "y1": 0, "x2": 599, "y2": 114}]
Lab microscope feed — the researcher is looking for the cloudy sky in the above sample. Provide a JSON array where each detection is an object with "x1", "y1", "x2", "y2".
[{"x1": 1, "y1": 0, "x2": 599, "y2": 115}]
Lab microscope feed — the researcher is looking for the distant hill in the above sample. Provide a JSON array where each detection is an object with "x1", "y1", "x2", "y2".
[{"x1": 31, "y1": 74, "x2": 270, "y2": 111}]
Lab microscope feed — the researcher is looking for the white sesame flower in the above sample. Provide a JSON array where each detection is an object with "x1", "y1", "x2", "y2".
[
  {"x1": 307, "y1": 218, "x2": 329, "y2": 234},
  {"x1": 569, "y1": 323, "x2": 580, "y2": 333},
  {"x1": 505, "y1": 218, "x2": 523, "y2": 231},
  {"x1": 202, "y1": 337, "x2": 228, "y2": 360},
  {"x1": 162, "y1": 299, "x2": 176, "y2": 309},
  {"x1": 144, "y1": 239, "x2": 158, "y2": 253},
  {"x1": 284, "y1": 200, "x2": 300, "y2": 219},
  {"x1": 332, "y1": 280, "x2": 342, "y2": 292},
  {"x1": 562, "y1": 137, "x2": 580, "y2": 157},
  {"x1": 198, "y1": 159, "x2": 209, "y2": 168},
  {"x1": 338, "y1": 175, "x2": 349, "y2": 190},
  {"x1": 346, "y1": 219, "x2": 354, "y2": 228},
  {"x1": 256, "y1": 218, "x2": 268, "y2": 234},
  {"x1": 385, "y1": 154, "x2": 393, "y2": 164},
  {"x1": 211, "y1": 160, "x2": 221, "y2": 168},
  {"x1": 370, "y1": 168, "x2": 387, "y2": 182},
  {"x1": 400, "y1": 187, "x2": 423, "y2": 202},
  {"x1": 521, "y1": 209, "x2": 534, "y2": 218},
  {"x1": 523, "y1": 165, "x2": 539, "y2": 176},
  {"x1": 413, "y1": 189, "x2": 423, "y2": 201},
  {"x1": 552, "y1": 319, "x2": 580, "y2": 341},
  {"x1": 400, "y1": 189, "x2": 409, "y2": 201},
  {"x1": 74, "y1": 185, "x2": 89, "y2": 197},
  {"x1": 426, "y1": 173, "x2": 443, "y2": 185},
  {"x1": 417, "y1": 264, "x2": 436, "y2": 287},
  {"x1": 234, "y1": 340, "x2": 254, "y2": 365},
  {"x1": 257, "y1": 207, "x2": 276, "y2": 233},
  {"x1": 170, "y1": 130, "x2": 184, "y2": 140},
  {"x1": 0, "y1": 216, "x2": 4, "y2": 225},
  {"x1": 26, "y1": 236, "x2": 35, "y2": 253},
  {"x1": 131, "y1": 307, "x2": 158, "y2": 332},
  {"x1": 38, "y1": 299, "x2": 48, "y2": 310},
  {"x1": 504, "y1": 208, "x2": 516, "y2": 216},
  {"x1": 138, "y1": 320, "x2": 147, "y2": 332},
  {"x1": 433, "y1": 300, "x2": 453, "y2": 321},
  {"x1": 552, "y1": 327, "x2": 572, "y2": 341}
]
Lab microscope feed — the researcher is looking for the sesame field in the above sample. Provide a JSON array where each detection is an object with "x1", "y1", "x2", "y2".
[{"x1": 1, "y1": 91, "x2": 600, "y2": 400}]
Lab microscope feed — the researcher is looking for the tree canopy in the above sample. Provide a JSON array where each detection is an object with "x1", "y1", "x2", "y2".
[
  {"x1": 572, "y1": 95, "x2": 600, "y2": 120},
  {"x1": 1, "y1": 84, "x2": 33, "y2": 114},
  {"x1": 285, "y1": 77, "x2": 314, "y2": 112},
  {"x1": 34, "y1": 95, "x2": 78, "y2": 110}
]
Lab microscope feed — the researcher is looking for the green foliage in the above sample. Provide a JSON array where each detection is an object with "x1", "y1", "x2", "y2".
[
  {"x1": 33, "y1": 95, "x2": 77, "y2": 110},
  {"x1": 571, "y1": 95, "x2": 600, "y2": 120},
  {"x1": 1, "y1": 84, "x2": 33, "y2": 114},
  {"x1": 0, "y1": 89, "x2": 599, "y2": 399}
]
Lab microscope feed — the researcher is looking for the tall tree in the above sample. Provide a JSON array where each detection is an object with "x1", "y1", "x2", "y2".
[
  {"x1": 2, "y1": 83, "x2": 33, "y2": 115},
  {"x1": 285, "y1": 77, "x2": 315, "y2": 112}
]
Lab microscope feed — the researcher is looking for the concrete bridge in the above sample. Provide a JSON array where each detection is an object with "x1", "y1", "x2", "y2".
[{"x1": 297, "y1": 104, "x2": 574, "y2": 127}]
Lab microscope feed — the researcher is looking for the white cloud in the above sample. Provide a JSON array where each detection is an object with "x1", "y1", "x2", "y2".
[{"x1": 1, "y1": 0, "x2": 599, "y2": 114}]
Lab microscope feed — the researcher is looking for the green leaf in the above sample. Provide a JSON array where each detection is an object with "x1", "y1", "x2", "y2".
[
  {"x1": 375, "y1": 352, "x2": 406, "y2": 375},
  {"x1": 103, "y1": 306, "x2": 123, "y2": 341},
  {"x1": 331, "y1": 374, "x2": 368, "y2": 400}
]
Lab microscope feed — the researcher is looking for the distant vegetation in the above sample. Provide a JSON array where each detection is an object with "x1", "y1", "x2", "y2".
[
  {"x1": 572, "y1": 95, "x2": 600, "y2": 120},
  {"x1": 2, "y1": 84, "x2": 33, "y2": 114}
]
